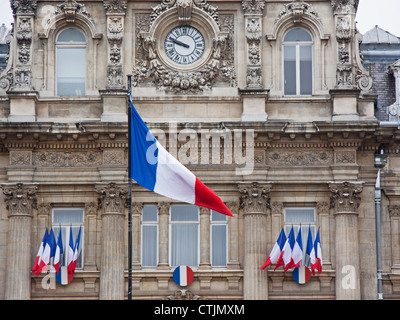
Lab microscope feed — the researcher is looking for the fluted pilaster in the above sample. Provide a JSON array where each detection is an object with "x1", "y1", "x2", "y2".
[{"x1": 2, "y1": 183, "x2": 38, "y2": 300}]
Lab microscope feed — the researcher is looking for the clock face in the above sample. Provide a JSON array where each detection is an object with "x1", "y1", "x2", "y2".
[{"x1": 164, "y1": 26, "x2": 205, "y2": 65}]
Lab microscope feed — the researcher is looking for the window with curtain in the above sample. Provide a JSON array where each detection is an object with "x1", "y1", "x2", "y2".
[
  {"x1": 284, "y1": 207, "x2": 316, "y2": 265},
  {"x1": 211, "y1": 210, "x2": 228, "y2": 267},
  {"x1": 283, "y1": 27, "x2": 313, "y2": 96},
  {"x1": 141, "y1": 205, "x2": 158, "y2": 267},
  {"x1": 52, "y1": 208, "x2": 84, "y2": 269},
  {"x1": 170, "y1": 205, "x2": 199, "y2": 267},
  {"x1": 56, "y1": 27, "x2": 86, "y2": 96}
]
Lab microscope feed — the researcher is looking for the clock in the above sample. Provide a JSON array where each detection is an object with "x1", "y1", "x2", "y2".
[{"x1": 164, "y1": 26, "x2": 205, "y2": 65}]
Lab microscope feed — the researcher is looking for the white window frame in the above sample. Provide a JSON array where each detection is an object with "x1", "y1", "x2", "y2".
[
  {"x1": 141, "y1": 204, "x2": 159, "y2": 268},
  {"x1": 169, "y1": 205, "x2": 200, "y2": 268},
  {"x1": 55, "y1": 27, "x2": 87, "y2": 97},
  {"x1": 210, "y1": 210, "x2": 228, "y2": 268},
  {"x1": 52, "y1": 207, "x2": 84, "y2": 270},
  {"x1": 283, "y1": 28, "x2": 314, "y2": 96}
]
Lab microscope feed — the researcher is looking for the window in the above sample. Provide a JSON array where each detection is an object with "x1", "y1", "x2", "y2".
[
  {"x1": 52, "y1": 208, "x2": 84, "y2": 269},
  {"x1": 284, "y1": 207, "x2": 316, "y2": 265},
  {"x1": 211, "y1": 210, "x2": 228, "y2": 267},
  {"x1": 141, "y1": 205, "x2": 158, "y2": 267},
  {"x1": 283, "y1": 28, "x2": 313, "y2": 95},
  {"x1": 56, "y1": 27, "x2": 86, "y2": 96},
  {"x1": 170, "y1": 205, "x2": 199, "y2": 267}
]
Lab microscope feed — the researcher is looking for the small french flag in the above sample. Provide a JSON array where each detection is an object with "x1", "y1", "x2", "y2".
[
  {"x1": 173, "y1": 266, "x2": 194, "y2": 287},
  {"x1": 293, "y1": 266, "x2": 311, "y2": 284},
  {"x1": 128, "y1": 95, "x2": 232, "y2": 217}
]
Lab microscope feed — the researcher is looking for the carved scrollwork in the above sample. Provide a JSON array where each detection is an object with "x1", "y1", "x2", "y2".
[
  {"x1": 328, "y1": 181, "x2": 363, "y2": 213},
  {"x1": 238, "y1": 182, "x2": 272, "y2": 213},
  {"x1": 2, "y1": 183, "x2": 38, "y2": 217}
]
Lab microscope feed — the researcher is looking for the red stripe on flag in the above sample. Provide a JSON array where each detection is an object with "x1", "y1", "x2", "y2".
[{"x1": 194, "y1": 178, "x2": 233, "y2": 217}]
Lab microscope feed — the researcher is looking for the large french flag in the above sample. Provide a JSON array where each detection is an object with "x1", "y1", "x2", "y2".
[
  {"x1": 261, "y1": 228, "x2": 286, "y2": 270},
  {"x1": 32, "y1": 229, "x2": 48, "y2": 276},
  {"x1": 129, "y1": 95, "x2": 232, "y2": 217}
]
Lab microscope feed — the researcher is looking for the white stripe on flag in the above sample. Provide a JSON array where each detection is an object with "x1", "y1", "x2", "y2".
[{"x1": 180, "y1": 266, "x2": 187, "y2": 286}]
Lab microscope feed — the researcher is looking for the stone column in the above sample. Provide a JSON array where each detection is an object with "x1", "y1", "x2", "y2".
[
  {"x1": 132, "y1": 202, "x2": 142, "y2": 270},
  {"x1": 329, "y1": 181, "x2": 363, "y2": 300},
  {"x1": 238, "y1": 182, "x2": 272, "y2": 300},
  {"x1": 199, "y1": 207, "x2": 211, "y2": 270},
  {"x1": 2, "y1": 183, "x2": 38, "y2": 300},
  {"x1": 157, "y1": 202, "x2": 170, "y2": 270},
  {"x1": 96, "y1": 183, "x2": 127, "y2": 300}
]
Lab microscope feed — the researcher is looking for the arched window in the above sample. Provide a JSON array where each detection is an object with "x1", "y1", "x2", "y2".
[
  {"x1": 283, "y1": 28, "x2": 313, "y2": 95},
  {"x1": 56, "y1": 27, "x2": 87, "y2": 96}
]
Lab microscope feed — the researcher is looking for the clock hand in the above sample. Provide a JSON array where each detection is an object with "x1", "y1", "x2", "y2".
[{"x1": 170, "y1": 38, "x2": 190, "y2": 48}]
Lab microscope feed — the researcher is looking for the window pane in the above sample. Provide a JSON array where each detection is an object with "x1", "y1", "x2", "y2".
[
  {"x1": 143, "y1": 205, "x2": 158, "y2": 222},
  {"x1": 211, "y1": 210, "x2": 227, "y2": 222},
  {"x1": 53, "y1": 208, "x2": 84, "y2": 224},
  {"x1": 171, "y1": 205, "x2": 198, "y2": 221},
  {"x1": 57, "y1": 28, "x2": 86, "y2": 43},
  {"x1": 300, "y1": 46, "x2": 312, "y2": 95},
  {"x1": 284, "y1": 28, "x2": 312, "y2": 42},
  {"x1": 284, "y1": 46, "x2": 296, "y2": 95},
  {"x1": 285, "y1": 208, "x2": 315, "y2": 223},
  {"x1": 57, "y1": 47, "x2": 86, "y2": 96},
  {"x1": 171, "y1": 224, "x2": 198, "y2": 266},
  {"x1": 142, "y1": 225, "x2": 157, "y2": 267},
  {"x1": 212, "y1": 225, "x2": 227, "y2": 266}
]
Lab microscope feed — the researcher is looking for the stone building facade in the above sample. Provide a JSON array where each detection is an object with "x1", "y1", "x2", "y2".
[{"x1": 0, "y1": 0, "x2": 399, "y2": 300}]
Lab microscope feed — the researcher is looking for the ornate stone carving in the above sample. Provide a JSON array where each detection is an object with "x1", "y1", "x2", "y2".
[
  {"x1": 389, "y1": 205, "x2": 400, "y2": 217},
  {"x1": 328, "y1": 181, "x2": 363, "y2": 213},
  {"x1": 37, "y1": 202, "x2": 51, "y2": 216},
  {"x1": 106, "y1": 13, "x2": 126, "y2": 89},
  {"x1": 96, "y1": 183, "x2": 127, "y2": 214},
  {"x1": 270, "y1": 202, "x2": 283, "y2": 216},
  {"x1": 2, "y1": 183, "x2": 38, "y2": 216},
  {"x1": 242, "y1": 0, "x2": 265, "y2": 15},
  {"x1": 103, "y1": 0, "x2": 128, "y2": 14},
  {"x1": 165, "y1": 289, "x2": 202, "y2": 300},
  {"x1": 238, "y1": 182, "x2": 271, "y2": 213},
  {"x1": 55, "y1": 0, "x2": 94, "y2": 23},
  {"x1": 32, "y1": 151, "x2": 102, "y2": 167},
  {"x1": 335, "y1": 151, "x2": 356, "y2": 164},
  {"x1": 10, "y1": 0, "x2": 37, "y2": 15},
  {"x1": 316, "y1": 201, "x2": 330, "y2": 215},
  {"x1": 85, "y1": 202, "x2": 98, "y2": 215},
  {"x1": 134, "y1": 13, "x2": 236, "y2": 93},
  {"x1": 151, "y1": 0, "x2": 219, "y2": 27},
  {"x1": 331, "y1": 0, "x2": 359, "y2": 14},
  {"x1": 10, "y1": 151, "x2": 32, "y2": 166},
  {"x1": 275, "y1": 0, "x2": 322, "y2": 25},
  {"x1": 266, "y1": 150, "x2": 333, "y2": 166}
]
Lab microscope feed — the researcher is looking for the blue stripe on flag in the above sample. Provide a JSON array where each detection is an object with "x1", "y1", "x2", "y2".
[{"x1": 129, "y1": 97, "x2": 158, "y2": 191}]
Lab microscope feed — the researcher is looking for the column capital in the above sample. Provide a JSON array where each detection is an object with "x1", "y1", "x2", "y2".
[
  {"x1": 157, "y1": 202, "x2": 170, "y2": 215},
  {"x1": 328, "y1": 181, "x2": 363, "y2": 214},
  {"x1": 238, "y1": 182, "x2": 272, "y2": 214},
  {"x1": 95, "y1": 182, "x2": 127, "y2": 215},
  {"x1": 2, "y1": 183, "x2": 38, "y2": 217}
]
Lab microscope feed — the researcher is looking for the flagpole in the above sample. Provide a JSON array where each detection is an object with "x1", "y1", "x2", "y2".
[{"x1": 127, "y1": 74, "x2": 133, "y2": 301}]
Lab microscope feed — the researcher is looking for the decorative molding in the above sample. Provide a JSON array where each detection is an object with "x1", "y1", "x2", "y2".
[
  {"x1": 328, "y1": 181, "x2": 363, "y2": 213},
  {"x1": 266, "y1": 150, "x2": 333, "y2": 166},
  {"x1": 32, "y1": 151, "x2": 102, "y2": 167},
  {"x1": 96, "y1": 183, "x2": 127, "y2": 215},
  {"x1": 165, "y1": 289, "x2": 202, "y2": 300},
  {"x1": 238, "y1": 182, "x2": 272, "y2": 213},
  {"x1": 106, "y1": 15, "x2": 125, "y2": 89},
  {"x1": 103, "y1": 0, "x2": 128, "y2": 15},
  {"x1": 2, "y1": 183, "x2": 38, "y2": 217},
  {"x1": 270, "y1": 202, "x2": 283, "y2": 216},
  {"x1": 55, "y1": 0, "x2": 94, "y2": 24},
  {"x1": 389, "y1": 205, "x2": 400, "y2": 217},
  {"x1": 331, "y1": 0, "x2": 359, "y2": 14},
  {"x1": 242, "y1": 0, "x2": 265, "y2": 15},
  {"x1": 10, "y1": 0, "x2": 37, "y2": 15},
  {"x1": 275, "y1": 0, "x2": 322, "y2": 25},
  {"x1": 151, "y1": 0, "x2": 219, "y2": 27},
  {"x1": 37, "y1": 202, "x2": 51, "y2": 216}
]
